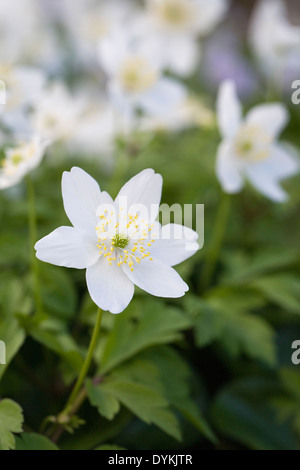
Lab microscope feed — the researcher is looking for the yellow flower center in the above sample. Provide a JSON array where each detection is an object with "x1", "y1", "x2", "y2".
[
  {"x1": 119, "y1": 57, "x2": 158, "y2": 93},
  {"x1": 82, "y1": 16, "x2": 110, "y2": 41},
  {"x1": 152, "y1": 0, "x2": 193, "y2": 31},
  {"x1": 96, "y1": 208, "x2": 155, "y2": 271},
  {"x1": 1, "y1": 142, "x2": 36, "y2": 175},
  {"x1": 234, "y1": 125, "x2": 272, "y2": 162},
  {"x1": 0, "y1": 64, "x2": 13, "y2": 81}
]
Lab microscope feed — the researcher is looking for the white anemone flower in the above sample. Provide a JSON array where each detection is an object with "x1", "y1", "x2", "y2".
[
  {"x1": 140, "y1": 95, "x2": 215, "y2": 133},
  {"x1": 98, "y1": 29, "x2": 186, "y2": 117},
  {"x1": 140, "y1": 0, "x2": 228, "y2": 76},
  {"x1": 0, "y1": 136, "x2": 48, "y2": 190},
  {"x1": 0, "y1": 64, "x2": 45, "y2": 120},
  {"x1": 249, "y1": 0, "x2": 300, "y2": 79},
  {"x1": 60, "y1": 0, "x2": 139, "y2": 65},
  {"x1": 66, "y1": 103, "x2": 117, "y2": 167},
  {"x1": 30, "y1": 83, "x2": 84, "y2": 143},
  {"x1": 35, "y1": 168, "x2": 199, "y2": 314},
  {"x1": 216, "y1": 81, "x2": 299, "y2": 202},
  {"x1": 0, "y1": 0, "x2": 40, "y2": 63}
]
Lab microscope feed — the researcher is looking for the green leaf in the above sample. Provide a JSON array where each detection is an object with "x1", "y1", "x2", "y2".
[
  {"x1": 0, "y1": 399, "x2": 24, "y2": 450},
  {"x1": 99, "y1": 376, "x2": 181, "y2": 441},
  {"x1": 186, "y1": 297, "x2": 223, "y2": 347},
  {"x1": 86, "y1": 379, "x2": 120, "y2": 420},
  {"x1": 186, "y1": 295, "x2": 276, "y2": 365},
  {"x1": 0, "y1": 318, "x2": 25, "y2": 381},
  {"x1": 100, "y1": 298, "x2": 191, "y2": 374},
  {"x1": 272, "y1": 368, "x2": 300, "y2": 436},
  {"x1": 211, "y1": 377, "x2": 298, "y2": 450},
  {"x1": 280, "y1": 368, "x2": 300, "y2": 400},
  {"x1": 139, "y1": 346, "x2": 216, "y2": 443},
  {"x1": 251, "y1": 274, "x2": 300, "y2": 315},
  {"x1": 30, "y1": 322, "x2": 84, "y2": 373},
  {"x1": 223, "y1": 248, "x2": 300, "y2": 285},
  {"x1": 15, "y1": 433, "x2": 59, "y2": 450},
  {"x1": 39, "y1": 264, "x2": 77, "y2": 319},
  {"x1": 0, "y1": 275, "x2": 30, "y2": 317}
]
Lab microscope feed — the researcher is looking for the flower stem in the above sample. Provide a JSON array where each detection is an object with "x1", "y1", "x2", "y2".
[
  {"x1": 47, "y1": 308, "x2": 103, "y2": 442},
  {"x1": 201, "y1": 192, "x2": 231, "y2": 291},
  {"x1": 26, "y1": 175, "x2": 43, "y2": 315},
  {"x1": 64, "y1": 308, "x2": 103, "y2": 415}
]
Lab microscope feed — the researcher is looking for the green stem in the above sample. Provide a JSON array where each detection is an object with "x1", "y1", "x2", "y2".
[
  {"x1": 64, "y1": 308, "x2": 103, "y2": 414},
  {"x1": 26, "y1": 175, "x2": 42, "y2": 315},
  {"x1": 201, "y1": 192, "x2": 231, "y2": 291},
  {"x1": 47, "y1": 308, "x2": 103, "y2": 442}
]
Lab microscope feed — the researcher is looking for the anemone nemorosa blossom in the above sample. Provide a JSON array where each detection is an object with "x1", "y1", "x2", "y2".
[
  {"x1": 216, "y1": 80, "x2": 299, "y2": 202},
  {"x1": 98, "y1": 28, "x2": 186, "y2": 117},
  {"x1": 0, "y1": 136, "x2": 48, "y2": 190},
  {"x1": 35, "y1": 168, "x2": 199, "y2": 314}
]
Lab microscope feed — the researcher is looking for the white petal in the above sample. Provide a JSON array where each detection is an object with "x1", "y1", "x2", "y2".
[
  {"x1": 96, "y1": 191, "x2": 114, "y2": 208},
  {"x1": 139, "y1": 78, "x2": 187, "y2": 116},
  {"x1": 271, "y1": 144, "x2": 300, "y2": 179},
  {"x1": 243, "y1": 144, "x2": 299, "y2": 202},
  {"x1": 244, "y1": 166, "x2": 287, "y2": 202},
  {"x1": 150, "y1": 224, "x2": 199, "y2": 266},
  {"x1": 165, "y1": 37, "x2": 200, "y2": 77},
  {"x1": 194, "y1": 0, "x2": 228, "y2": 36},
  {"x1": 13, "y1": 66, "x2": 46, "y2": 107},
  {"x1": 115, "y1": 169, "x2": 162, "y2": 222},
  {"x1": 245, "y1": 103, "x2": 289, "y2": 138},
  {"x1": 249, "y1": 177, "x2": 288, "y2": 202},
  {"x1": 35, "y1": 226, "x2": 99, "y2": 269},
  {"x1": 216, "y1": 140, "x2": 244, "y2": 193},
  {"x1": 98, "y1": 30, "x2": 128, "y2": 76},
  {"x1": 217, "y1": 80, "x2": 242, "y2": 139},
  {"x1": 86, "y1": 257, "x2": 134, "y2": 314},
  {"x1": 62, "y1": 167, "x2": 102, "y2": 232},
  {"x1": 123, "y1": 257, "x2": 188, "y2": 298},
  {"x1": 245, "y1": 144, "x2": 299, "y2": 181}
]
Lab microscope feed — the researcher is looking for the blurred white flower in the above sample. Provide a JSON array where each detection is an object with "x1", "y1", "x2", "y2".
[
  {"x1": 0, "y1": 136, "x2": 48, "y2": 189},
  {"x1": 140, "y1": 95, "x2": 215, "y2": 133},
  {"x1": 216, "y1": 80, "x2": 299, "y2": 202},
  {"x1": 249, "y1": 0, "x2": 300, "y2": 80},
  {"x1": 60, "y1": 0, "x2": 139, "y2": 65},
  {"x1": 99, "y1": 29, "x2": 186, "y2": 117},
  {"x1": 139, "y1": 0, "x2": 229, "y2": 76},
  {"x1": 30, "y1": 83, "x2": 84, "y2": 143},
  {"x1": 0, "y1": 0, "x2": 40, "y2": 63},
  {"x1": 35, "y1": 167, "x2": 199, "y2": 314},
  {"x1": 67, "y1": 103, "x2": 117, "y2": 162},
  {"x1": 0, "y1": 64, "x2": 46, "y2": 128}
]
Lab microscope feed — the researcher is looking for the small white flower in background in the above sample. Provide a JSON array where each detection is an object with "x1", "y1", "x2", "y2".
[
  {"x1": 66, "y1": 103, "x2": 117, "y2": 164},
  {"x1": 216, "y1": 80, "x2": 299, "y2": 202},
  {"x1": 30, "y1": 83, "x2": 84, "y2": 143},
  {"x1": 98, "y1": 28, "x2": 187, "y2": 118},
  {"x1": 139, "y1": 0, "x2": 228, "y2": 76},
  {"x1": 60, "y1": 0, "x2": 139, "y2": 65},
  {"x1": 249, "y1": 0, "x2": 300, "y2": 80},
  {"x1": 0, "y1": 136, "x2": 48, "y2": 190},
  {"x1": 0, "y1": 64, "x2": 46, "y2": 126},
  {"x1": 0, "y1": 0, "x2": 40, "y2": 63},
  {"x1": 140, "y1": 95, "x2": 215, "y2": 133},
  {"x1": 35, "y1": 168, "x2": 199, "y2": 314}
]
